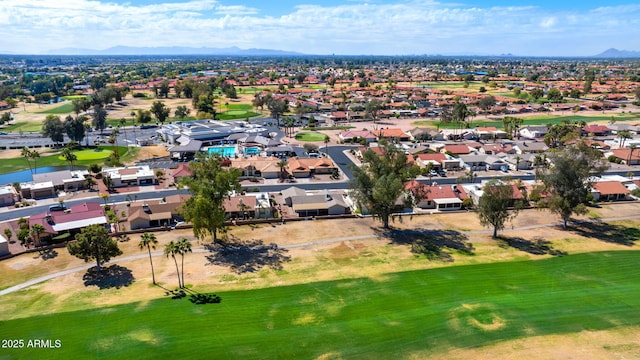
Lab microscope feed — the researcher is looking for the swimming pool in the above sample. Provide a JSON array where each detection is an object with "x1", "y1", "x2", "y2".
[
  {"x1": 244, "y1": 147, "x2": 261, "y2": 156},
  {"x1": 207, "y1": 146, "x2": 237, "y2": 157}
]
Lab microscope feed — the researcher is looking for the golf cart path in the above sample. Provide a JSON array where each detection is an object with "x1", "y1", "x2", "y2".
[{"x1": 2, "y1": 215, "x2": 640, "y2": 296}]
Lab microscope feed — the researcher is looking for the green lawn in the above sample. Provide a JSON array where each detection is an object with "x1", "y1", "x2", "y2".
[
  {"x1": 2, "y1": 251, "x2": 640, "y2": 358},
  {"x1": 35, "y1": 103, "x2": 74, "y2": 115},
  {"x1": 295, "y1": 132, "x2": 329, "y2": 141},
  {"x1": 61, "y1": 95, "x2": 89, "y2": 101},
  {"x1": 0, "y1": 146, "x2": 130, "y2": 174},
  {"x1": 415, "y1": 113, "x2": 640, "y2": 130},
  {"x1": 57, "y1": 148, "x2": 113, "y2": 161},
  {"x1": 1, "y1": 122, "x2": 43, "y2": 133}
]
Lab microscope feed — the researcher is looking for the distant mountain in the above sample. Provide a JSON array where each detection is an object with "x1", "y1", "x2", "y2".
[
  {"x1": 594, "y1": 48, "x2": 640, "y2": 58},
  {"x1": 45, "y1": 46, "x2": 304, "y2": 56}
]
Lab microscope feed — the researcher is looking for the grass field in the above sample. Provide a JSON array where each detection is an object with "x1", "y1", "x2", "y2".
[
  {"x1": 217, "y1": 103, "x2": 260, "y2": 120},
  {"x1": 61, "y1": 95, "x2": 89, "y2": 100},
  {"x1": 0, "y1": 146, "x2": 130, "y2": 174},
  {"x1": 35, "y1": 103, "x2": 74, "y2": 115},
  {"x1": 414, "y1": 113, "x2": 640, "y2": 130},
  {"x1": 295, "y1": 132, "x2": 329, "y2": 141},
  {"x1": 57, "y1": 148, "x2": 113, "y2": 161},
  {"x1": 1, "y1": 121, "x2": 43, "y2": 133},
  {"x1": 2, "y1": 251, "x2": 639, "y2": 359}
]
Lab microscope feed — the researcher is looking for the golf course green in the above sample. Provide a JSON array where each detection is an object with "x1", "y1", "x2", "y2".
[{"x1": 2, "y1": 251, "x2": 639, "y2": 359}]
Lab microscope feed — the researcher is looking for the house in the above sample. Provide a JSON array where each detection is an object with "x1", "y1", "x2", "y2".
[
  {"x1": 480, "y1": 143, "x2": 516, "y2": 155},
  {"x1": 284, "y1": 157, "x2": 336, "y2": 178},
  {"x1": 288, "y1": 190, "x2": 351, "y2": 217},
  {"x1": 582, "y1": 124, "x2": 611, "y2": 136},
  {"x1": 29, "y1": 202, "x2": 108, "y2": 240},
  {"x1": 414, "y1": 153, "x2": 447, "y2": 169},
  {"x1": 128, "y1": 194, "x2": 190, "y2": 230},
  {"x1": 592, "y1": 181, "x2": 630, "y2": 202},
  {"x1": 519, "y1": 126, "x2": 548, "y2": 139},
  {"x1": 171, "y1": 163, "x2": 193, "y2": 182},
  {"x1": 460, "y1": 154, "x2": 488, "y2": 171},
  {"x1": 442, "y1": 144, "x2": 472, "y2": 156},
  {"x1": 20, "y1": 170, "x2": 89, "y2": 199},
  {"x1": 372, "y1": 128, "x2": 411, "y2": 142},
  {"x1": 102, "y1": 165, "x2": 155, "y2": 187},
  {"x1": 473, "y1": 127, "x2": 508, "y2": 140},
  {"x1": 338, "y1": 130, "x2": 376, "y2": 143},
  {"x1": 404, "y1": 181, "x2": 467, "y2": 211},
  {"x1": 608, "y1": 149, "x2": 640, "y2": 165},
  {"x1": 513, "y1": 140, "x2": 549, "y2": 154},
  {"x1": 229, "y1": 156, "x2": 283, "y2": 179},
  {"x1": 223, "y1": 193, "x2": 272, "y2": 219},
  {"x1": 0, "y1": 185, "x2": 17, "y2": 207}
]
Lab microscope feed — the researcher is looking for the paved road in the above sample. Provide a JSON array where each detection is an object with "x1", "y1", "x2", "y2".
[{"x1": 3, "y1": 213, "x2": 640, "y2": 297}]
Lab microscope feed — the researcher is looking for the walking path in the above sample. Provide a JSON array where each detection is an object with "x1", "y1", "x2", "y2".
[{"x1": 2, "y1": 215, "x2": 640, "y2": 296}]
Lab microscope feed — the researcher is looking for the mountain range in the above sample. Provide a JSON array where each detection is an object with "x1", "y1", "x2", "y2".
[
  {"x1": 45, "y1": 46, "x2": 304, "y2": 56},
  {"x1": 594, "y1": 48, "x2": 640, "y2": 58}
]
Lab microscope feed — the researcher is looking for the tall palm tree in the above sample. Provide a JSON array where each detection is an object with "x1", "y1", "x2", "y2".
[
  {"x1": 61, "y1": 147, "x2": 78, "y2": 171},
  {"x1": 21, "y1": 147, "x2": 33, "y2": 175},
  {"x1": 30, "y1": 224, "x2": 46, "y2": 248},
  {"x1": 629, "y1": 144, "x2": 637, "y2": 165},
  {"x1": 164, "y1": 241, "x2": 181, "y2": 288},
  {"x1": 324, "y1": 135, "x2": 330, "y2": 154},
  {"x1": 176, "y1": 238, "x2": 192, "y2": 288},
  {"x1": 139, "y1": 233, "x2": 158, "y2": 284},
  {"x1": 30, "y1": 150, "x2": 40, "y2": 175}
]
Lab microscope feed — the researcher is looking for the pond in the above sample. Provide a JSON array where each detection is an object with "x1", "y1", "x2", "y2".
[{"x1": 0, "y1": 166, "x2": 86, "y2": 185}]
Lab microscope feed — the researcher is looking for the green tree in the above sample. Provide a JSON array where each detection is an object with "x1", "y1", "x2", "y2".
[
  {"x1": 478, "y1": 95, "x2": 496, "y2": 111},
  {"x1": 174, "y1": 105, "x2": 190, "y2": 119},
  {"x1": 3, "y1": 228, "x2": 12, "y2": 243},
  {"x1": 477, "y1": 180, "x2": 523, "y2": 238},
  {"x1": 139, "y1": 233, "x2": 158, "y2": 284},
  {"x1": 150, "y1": 101, "x2": 171, "y2": 124},
  {"x1": 21, "y1": 147, "x2": 34, "y2": 175},
  {"x1": 67, "y1": 224, "x2": 122, "y2": 271},
  {"x1": 538, "y1": 142, "x2": 609, "y2": 229},
  {"x1": 177, "y1": 154, "x2": 242, "y2": 244},
  {"x1": 267, "y1": 97, "x2": 288, "y2": 127},
  {"x1": 164, "y1": 240, "x2": 182, "y2": 288},
  {"x1": 546, "y1": 88, "x2": 563, "y2": 102},
  {"x1": 365, "y1": 99, "x2": 383, "y2": 123},
  {"x1": 349, "y1": 140, "x2": 422, "y2": 229},
  {"x1": 529, "y1": 88, "x2": 544, "y2": 100},
  {"x1": 42, "y1": 115, "x2": 65, "y2": 144},
  {"x1": 92, "y1": 104, "x2": 108, "y2": 132},
  {"x1": 177, "y1": 238, "x2": 192, "y2": 288},
  {"x1": 63, "y1": 115, "x2": 86, "y2": 143},
  {"x1": 135, "y1": 109, "x2": 153, "y2": 124},
  {"x1": 159, "y1": 80, "x2": 170, "y2": 98}
]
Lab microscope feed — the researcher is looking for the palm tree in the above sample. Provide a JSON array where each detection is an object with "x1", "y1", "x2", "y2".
[
  {"x1": 119, "y1": 118, "x2": 127, "y2": 143},
  {"x1": 30, "y1": 223, "x2": 46, "y2": 248},
  {"x1": 176, "y1": 238, "x2": 192, "y2": 288},
  {"x1": 21, "y1": 147, "x2": 33, "y2": 175},
  {"x1": 324, "y1": 135, "x2": 330, "y2": 154},
  {"x1": 164, "y1": 241, "x2": 181, "y2": 288},
  {"x1": 628, "y1": 144, "x2": 637, "y2": 165},
  {"x1": 617, "y1": 130, "x2": 632, "y2": 149},
  {"x1": 277, "y1": 160, "x2": 288, "y2": 183},
  {"x1": 30, "y1": 150, "x2": 40, "y2": 175},
  {"x1": 139, "y1": 233, "x2": 158, "y2": 284},
  {"x1": 61, "y1": 146, "x2": 77, "y2": 171}
]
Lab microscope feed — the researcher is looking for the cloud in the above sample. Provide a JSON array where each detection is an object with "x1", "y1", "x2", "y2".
[{"x1": 0, "y1": 0, "x2": 639, "y2": 56}]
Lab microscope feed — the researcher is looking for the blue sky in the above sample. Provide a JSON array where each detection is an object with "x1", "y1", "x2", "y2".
[{"x1": 1, "y1": 0, "x2": 639, "y2": 56}]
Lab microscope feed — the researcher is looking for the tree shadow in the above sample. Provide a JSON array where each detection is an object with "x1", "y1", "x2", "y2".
[
  {"x1": 205, "y1": 235, "x2": 291, "y2": 273},
  {"x1": 569, "y1": 220, "x2": 640, "y2": 246},
  {"x1": 35, "y1": 248, "x2": 58, "y2": 261},
  {"x1": 376, "y1": 227, "x2": 474, "y2": 262},
  {"x1": 496, "y1": 236, "x2": 567, "y2": 256},
  {"x1": 83, "y1": 264, "x2": 135, "y2": 289}
]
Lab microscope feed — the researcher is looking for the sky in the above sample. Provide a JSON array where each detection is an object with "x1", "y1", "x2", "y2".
[{"x1": 1, "y1": 0, "x2": 640, "y2": 56}]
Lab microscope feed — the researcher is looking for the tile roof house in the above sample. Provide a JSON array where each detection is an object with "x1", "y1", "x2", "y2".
[
  {"x1": 372, "y1": 128, "x2": 411, "y2": 141},
  {"x1": 404, "y1": 181, "x2": 468, "y2": 210},
  {"x1": 30, "y1": 202, "x2": 108, "y2": 240},
  {"x1": 223, "y1": 193, "x2": 272, "y2": 219},
  {"x1": 609, "y1": 149, "x2": 640, "y2": 165},
  {"x1": 442, "y1": 144, "x2": 472, "y2": 155},
  {"x1": 286, "y1": 157, "x2": 337, "y2": 178},
  {"x1": 128, "y1": 194, "x2": 190, "y2": 230},
  {"x1": 229, "y1": 156, "x2": 283, "y2": 179},
  {"x1": 592, "y1": 181, "x2": 630, "y2": 202}
]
